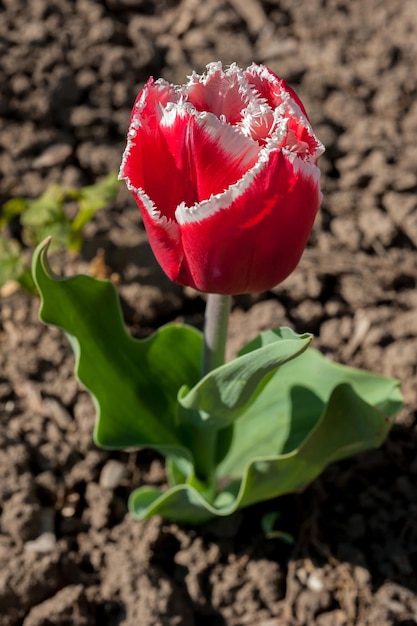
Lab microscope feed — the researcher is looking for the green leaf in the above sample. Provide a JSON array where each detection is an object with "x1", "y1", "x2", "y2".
[
  {"x1": 0, "y1": 238, "x2": 26, "y2": 286},
  {"x1": 216, "y1": 347, "x2": 401, "y2": 480},
  {"x1": 238, "y1": 326, "x2": 306, "y2": 354},
  {"x1": 0, "y1": 197, "x2": 28, "y2": 228},
  {"x1": 25, "y1": 221, "x2": 73, "y2": 252},
  {"x1": 79, "y1": 171, "x2": 119, "y2": 211},
  {"x1": 19, "y1": 186, "x2": 71, "y2": 251},
  {"x1": 13, "y1": 174, "x2": 118, "y2": 255},
  {"x1": 261, "y1": 512, "x2": 295, "y2": 542},
  {"x1": 2, "y1": 175, "x2": 119, "y2": 296},
  {"x1": 178, "y1": 327, "x2": 312, "y2": 430},
  {"x1": 70, "y1": 173, "x2": 120, "y2": 248},
  {"x1": 129, "y1": 346, "x2": 401, "y2": 523},
  {"x1": 32, "y1": 238, "x2": 202, "y2": 474},
  {"x1": 129, "y1": 484, "x2": 220, "y2": 525},
  {"x1": 233, "y1": 381, "x2": 396, "y2": 511},
  {"x1": 20, "y1": 186, "x2": 68, "y2": 228},
  {"x1": 17, "y1": 268, "x2": 38, "y2": 295}
]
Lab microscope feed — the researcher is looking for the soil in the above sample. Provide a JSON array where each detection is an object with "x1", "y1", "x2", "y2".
[{"x1": 1, "y1": 0, "x2": 417, "y2": 624}]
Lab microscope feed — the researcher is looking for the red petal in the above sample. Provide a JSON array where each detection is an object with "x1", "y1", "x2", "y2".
[
  {"x1": 245, "y1": 64, "x2": 309, "y2": 120},
  {"x1": 177, "y1": 151, "x2": 321, "y2": 294},
  {"x1": 285, "y1": 118, "x2": 322, "y2": 162},
  {"x1": 187, "y1": 112, "x2": 260, "y2": 200},
  {"x1": 121, "y1": 82, "x2": 197, "y2": 222},
  {"x1": 186, "y1": 64, "x2": 250, "y2": 124},
  {"x1": 122, "y1": 95, "x2": 260, "y2": 219}
]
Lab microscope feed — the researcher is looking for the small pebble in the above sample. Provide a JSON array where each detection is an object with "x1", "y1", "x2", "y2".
[
  {"x1": 307, "y1": 572, "x2": 324, "y2": 592},
  {"x1": 25, "y1": 532, "x2": 56, "y2": 553},
  {"x1": 99, "y1": 460, "x2": 126, "y2": 489},
  {"x1": 33, "y1": 143, "x2": 72, "y2": 168}
]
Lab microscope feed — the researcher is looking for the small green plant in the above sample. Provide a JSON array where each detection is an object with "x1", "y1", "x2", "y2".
[{"x1": 0, "y1": 172, "x2": 119, "y2": 294}]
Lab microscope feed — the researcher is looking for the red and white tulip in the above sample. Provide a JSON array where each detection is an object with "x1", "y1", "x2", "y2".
[{"x1": 120, "y1": 62, "x2": 324, "y2": 294}]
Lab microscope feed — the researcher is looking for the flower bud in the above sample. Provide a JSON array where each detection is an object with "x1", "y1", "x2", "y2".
[{"x1": 120, "y1": 62, "x2": 324, "y2": 294}]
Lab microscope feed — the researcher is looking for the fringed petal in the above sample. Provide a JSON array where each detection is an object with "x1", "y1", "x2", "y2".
[{"x1": 178, "y1": 151, "x2": 322, "y2": 294}]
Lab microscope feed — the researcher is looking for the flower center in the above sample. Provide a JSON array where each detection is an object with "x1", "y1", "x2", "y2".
[{"x1": 237, "y1": 99, "x2": 275, "y2": 144}]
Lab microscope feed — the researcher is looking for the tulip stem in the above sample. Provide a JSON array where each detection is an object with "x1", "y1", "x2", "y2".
[
  {"x1": 189, "y1": 294, "x2": 231, "y2": 500},
  {"x1": 201, "y1": 294, "x2": 232, "y2": 376}
]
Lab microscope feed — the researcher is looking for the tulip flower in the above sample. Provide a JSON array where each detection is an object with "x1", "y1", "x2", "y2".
[
  {"x1": 120, "y1": 62, "x2": 324, "y2": 295},
  {"x1": 32, "y1": 67, "x2": 401, "y2": 526}
]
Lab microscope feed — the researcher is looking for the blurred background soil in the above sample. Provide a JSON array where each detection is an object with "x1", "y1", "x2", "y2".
[{"x1": 1, "y1": 0, "x2": 417, "y2": 624}]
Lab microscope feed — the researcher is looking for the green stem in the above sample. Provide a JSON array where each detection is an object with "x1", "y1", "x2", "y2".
[
  {"x1": 189, "y1": 294, "x2": 232, "y2": 500},
  {"x1": 201, "y1": 294, "x2": 232, "y2": 376}
]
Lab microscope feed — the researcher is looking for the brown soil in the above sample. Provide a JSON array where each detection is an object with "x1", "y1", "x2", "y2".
[{"x1": 1, "y1": 0, "x2": 417, "y2": 624}]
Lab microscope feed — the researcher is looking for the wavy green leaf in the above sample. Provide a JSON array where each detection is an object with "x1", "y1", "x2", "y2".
[
  {"x1": 178, "y1": 327, "x2": 312, "y2": 430},
  {"x1": 32, "y1": 238, "x2": 202, "y2": 476},
  {"x1": 129, "y1": 348, "x2": 401, "y2": 523}
]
